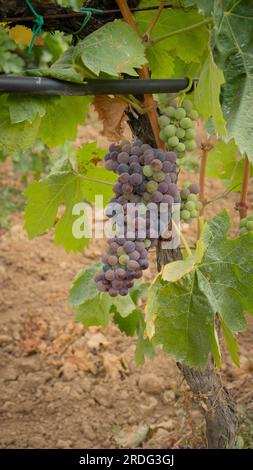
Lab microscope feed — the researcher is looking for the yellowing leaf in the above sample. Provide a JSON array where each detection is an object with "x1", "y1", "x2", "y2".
[
  {"x1": 162, "y1": 239, "x2": 204, "y2": 282},
  {"x1": 8, "y1": 26, "x2": 43, "y2": 46}
]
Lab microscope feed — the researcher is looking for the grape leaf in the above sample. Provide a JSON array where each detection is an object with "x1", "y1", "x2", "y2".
[
  {"x1": 24, "y1": 171, "x2": 91, "y2": 253},
  {"x1": 38, "y1": 96, "x2": 92, "y2": 147},
  {"x1": 77, "y1": 142, "x2": 106, "y2": 172},
  {"x1": 190, "y1": 0, "x2": 253, "y2": 161},
  {"x1": 220, "y1": 318, "x2": 240, "y2": 367},
  {"x1": 147, "y1": 211, "x2": 253, "y2": 367},
  {"x1": 135, "y1": 311, "x2": 155, "y2": 366},
  {"x1": 74, "y1": 20, "x2": 146, "y2": 77},
  {"x1": 8, "y1": 95, "x2": 47, "y2": 124},
  {"x1": 136, "y1": 7, "x2": 209, "y2": 78},
  {"x1": 93, "y1": 95, "x2": 129, "y2": 141},
  {"x1": 0, "y1": 96, "x2": 41, "y2": 152},
  {"x1": 162, "y1": 239, "x2": 204, "y2": 282},
  {"x1": 114, "y1": 309, "x2": 140, "y2": 336},
  {"x1": 69, "y1": 261, "x2": 103, "y2": 304},
  {"x1": 82, "y1": 165, "x2": 117, "y2": 205},
  {"x1": 206, "y1": 139, "x2": 253, "y2": 191},
  {"x1": 194, "y1": 50, "x2": 226, "y2": 136}
]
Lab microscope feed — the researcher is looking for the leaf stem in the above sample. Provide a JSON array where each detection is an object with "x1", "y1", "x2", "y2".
[
  {"x1": 172, "y1": 219, "x2": 192, "y2": 257},
  {"x1": 238, "y1": 155, "x2": 251, "y2": 219},
  {"x1": 142, "y1": 0, "x2": 166, "y2": 41},
  {"x1": 149, "y1": 17, "x2": 213, "y2": 46},
  {"x1": 77, "y1": 174, "x2": 114, "y2": 186}
]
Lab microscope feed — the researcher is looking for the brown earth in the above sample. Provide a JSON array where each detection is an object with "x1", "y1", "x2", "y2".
[{"x1": 0, "y1": 122, "x2": 253, "y2": 449}]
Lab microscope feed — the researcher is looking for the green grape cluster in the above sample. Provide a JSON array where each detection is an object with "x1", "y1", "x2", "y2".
[
  {"x1": 239, "y1": 214, "x2": 253, "y2": 235},
  {"x1": 180, "y1": 183, "x2": 202, "y2": 224},
  {"x1": 158, "y1": 97, "x2": 198, "y2": 157}
]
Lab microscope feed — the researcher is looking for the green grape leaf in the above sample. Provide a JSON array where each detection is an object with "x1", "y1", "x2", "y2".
[
  {"x1": 74, "y1": 20, "x2": 146, "y2": 77},
  {"x1": 147, "y1": 211, "x2": 253, "y2": 368},
  {"x1": 220, "y1": 318, "x2": 240, "y2": 367},
  {"x1": 26, "y1": 47, "x2": 86, "y2": 83},
  {"x1": 190, "y1": 0, "x2": 253, "y2": 161},
  {"x1": 0, "y1": 96, "x2": 41, "y2": 152},
  {"x1": 146, "y1": 44, "x2": 175, "y2": 79},
  {"x1": 70, "y1": 262, "x2": 111, "y2": 327},
  {"x1": 77, "y1": 142, "x2": 106, "y2": 174},
  {"x1": 194, "y1": 50, "x2": 226, "y2": 136},
  {"x1": 162, "y1": 239, "x2": 204, "y2": 282},
  {"x1": 69, "y1": 261, "x2": 103, "y2": 305},
  {"x1": 38, "y1": 96, "x2": 91, "y2": 147},
  {"x1": 212, "y1": 1, "x2": 253, "y2": 162},
  {"x1": 136, "y1": 7, "x2": 209, "y2": 78},
  {"x1": 24, "y1": 171, "x2": 91, "y2": 253},
  {"x1": 129, "y1": 280, "x2": 149, "y2": 305},
  {"x1": 8, "y1": 95, "x2": 47, "y2": 124},
  {"x1": 145, "y1": 275, "x2": 163, "y2": 340},
  {"x1": 82, "y1": 165, "x2": 117, "y2": 205},
  {"x1": 135, "y1": 311, "x2": 155, "y2": 366},
  {"x1": 206, "y1": 140, "x2": 253, "y2": 191},
  {"x1": 114, "y1": 309, "x2": 140, "y2": 336}
]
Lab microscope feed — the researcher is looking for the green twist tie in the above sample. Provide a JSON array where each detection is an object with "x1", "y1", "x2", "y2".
[
  {"x1": 73, "y1": 7, "x2": 105, "y2": 35},
  {"x1": 25, "y1": 0, "x2": 44, "y2": 53}
]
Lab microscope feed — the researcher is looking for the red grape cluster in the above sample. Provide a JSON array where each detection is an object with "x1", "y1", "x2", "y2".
[{"x1": 95, "y1": 139, "x2": 180, "y2": 297}]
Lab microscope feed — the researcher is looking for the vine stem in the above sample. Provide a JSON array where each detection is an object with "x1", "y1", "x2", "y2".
[
  {"x1": 149, "y1": 17, "x2": 213, "y2": 46},
  {"x1": 142, "y1": 0, "x2": 166, "y2": 41},
  {"x1": 116, "y1": 0, "x2": 164, "y2": 149},
  {"x1": 238, "y1": 155, "x2": 251, "y2": 219},
  {"x1": 197, "y1": 142, "x2": 211, "y2": 238}
]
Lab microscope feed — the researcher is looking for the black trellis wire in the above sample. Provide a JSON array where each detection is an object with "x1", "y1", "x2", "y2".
[{"x1": 0, "y1": 76, "x2": 198, "y2": 96}]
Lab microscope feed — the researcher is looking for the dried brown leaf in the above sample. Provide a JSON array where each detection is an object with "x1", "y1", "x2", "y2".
[{"x1": 93, "y1": 95, "x2": 129, "y2": 141}]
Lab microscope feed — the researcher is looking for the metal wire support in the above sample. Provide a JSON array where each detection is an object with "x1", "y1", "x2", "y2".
[{"x1": 0, "y1": 76, "x2": 197, "y2": 96}]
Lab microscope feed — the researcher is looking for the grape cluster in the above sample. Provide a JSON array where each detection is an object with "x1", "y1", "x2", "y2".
[
  {"x1": 239, "y1": 214, "x2": 253, "y2": 235},
  {"x1": 95, "y1": 139, "x2": 180, "y2": 297},
  {"x1": 180, "y1": 183, "x2": 202, "y2": 224},
  {"x1": 158, "y1": 97, "x2": 198, "y2": 157}
]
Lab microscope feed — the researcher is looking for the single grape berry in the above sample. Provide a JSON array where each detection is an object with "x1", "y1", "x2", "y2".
[
  {"x1": 174, "y1": 108, "x2": 186, "y2": 120},
  {"x1": 164, "y1": 124, "x2": 176, "y2": 138},
  {"x1": 180, "y1": 117, "x2": 193, "y2": 129},
  {"x1": 158, "y1": 115, "x2": 170, "y2": 127},
  {"x1": 185, "y1": 140, "x2": 196, "y2": 151},
  {"x1": 167, "y1": 136, "x2": 179, "y2": 148}
]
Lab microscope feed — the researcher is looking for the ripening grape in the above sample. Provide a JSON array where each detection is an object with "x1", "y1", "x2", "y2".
[
  {"x1": 143, "y1": 165, "x2": 153, "y2": 177},
  {"x1": 153, "y1": 171, "x2": 165, "y2": 182},
  {"x1": 151, "y1": 191, "x2": 163, "y2": 203},
  {"x1": 117, "y1": 163, "x2": 129, "y2": 174},
  {"x1": 185, "y1": 128, "x2": 196, "y2": 140},
  {"x1": 180, "y1": 117, "x2": 193, "y2": 129},
  {"x1": 123, "y1": 241, "x2": 136, "y2": 253},
  {"x1": 176, "y1": 128, "x2": 185, "y2": 139},
  {"x1": 151, "y1": 159, "x2": 163, "y2": 171},
  {"x1": 164, "y1": 106, "x2": 175, "y2": 117},
  {"x1": 174, "y1": 108, "x2": 186, "y2": 120},
  {"x1": 189, "y1": 110, "x2": 199, "y2": 120},
  {"x1": 167, "y1": 136, "x2": 179, "y2": 148},
  {"x1": 164, "y1": 124, "x2": 176, "y2": 138},
  {"x1": 185, "y1": 140, "x2": 196, "y2": 151},
  {"x1": 158, "y1": 115, "x2": 170, "y2": 127},
  {"x1": 181, "y1": 209, "x2": 191, "y2": 220},
  {"x1": 185, "y1": 201, "x2": 196, "y2": 211},
  {"x1": 129, "y1": 173, "x2": 143, "y2": 185},
  {"x1": 188, "y1": 193, "x2": 198, "y2": 202},
  {"x1": 188, "y1": 183, "x2": 199, "y2": 194},
  {"x1": 146, "y1": 181, "x2": 158, "y2": 193},
  {"x1": 247, "y1": 220, "x2": 253, "y2": 231},
  {"x1": 119, "y1": 254, "x2": 129, "y2": 265},
  {"x1": 118, "y1": 152, "x2": 129, "y2": 164},
  {"x1": 182, "y1": 99, "x2": 193, "y2": 111},
  {"x1": 176, "y1": 142, "x2": 185, "y2": 153},
  {"x1": 191, "y1": 209, "x2": 199, "y2": 218}
]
